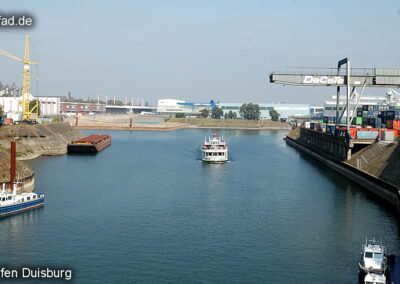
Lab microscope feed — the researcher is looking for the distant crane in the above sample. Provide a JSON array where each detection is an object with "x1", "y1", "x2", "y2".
[{"x1": 0, "y1": 34, "x2": 39, "y2": 122}]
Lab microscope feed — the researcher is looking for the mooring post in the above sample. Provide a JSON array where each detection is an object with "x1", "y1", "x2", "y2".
[
  {"x1": 130, "y1": 118, "x2": 132, "y2": 128},
  {"x1": 75, "y1": 116, "x2": 79, "y2": 127},
  {"x1": 10, "y1": 141, "x2": 16, "y2": 187}
]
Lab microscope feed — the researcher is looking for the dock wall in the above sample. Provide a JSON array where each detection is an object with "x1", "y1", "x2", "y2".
[
  {"x1": 285, "y1": 136, "x2": 400, "y2": 213},
  {"x1": 299, "y1": 128, "x2": 353, "y2": 160}
]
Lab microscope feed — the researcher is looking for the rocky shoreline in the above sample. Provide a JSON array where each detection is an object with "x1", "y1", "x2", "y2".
[
  {"x1": 0, "y1": 122, "x2": 84, "y2": 160},
  {"x1": 0, "y1": 123, "x2": 84, "y2": 190}
]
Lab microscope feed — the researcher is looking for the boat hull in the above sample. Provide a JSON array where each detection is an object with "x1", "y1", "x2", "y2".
[
  {"x1": 202, "y1": 158, "x2": 228, "y2": 163},
  {"x1": 358, "y1": 263, "x2": 387, "y2": 283},
  {"x1": 68, "y1": 135, "x2": 111, "y2": 153},
  {"x1": 0, "y1": 197, "x2": 45, "y2": 217}
]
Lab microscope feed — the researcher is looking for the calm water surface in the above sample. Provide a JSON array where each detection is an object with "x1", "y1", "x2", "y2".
[{"x1": 1, "y1": 129, "x2": 399, "y2": 283}]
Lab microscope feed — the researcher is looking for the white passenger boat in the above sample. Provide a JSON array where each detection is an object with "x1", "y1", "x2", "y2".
[
  {"x1": 359, "y1": 238, "x2": 387, "y2": 278},
  {"x1": 202, "y1": 130, "x2": 228, "y2": 163},
  {"x1": 0, "y1": 183, "x2": 45, "y2": 217}
]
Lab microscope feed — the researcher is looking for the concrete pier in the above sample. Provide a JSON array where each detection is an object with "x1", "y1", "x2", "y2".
[{"x1": 285, "y1": 135, "x2": 400, "y2": 215}]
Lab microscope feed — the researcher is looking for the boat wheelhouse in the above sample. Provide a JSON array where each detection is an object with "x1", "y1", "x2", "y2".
[{"x1": 202, "y1": 130, "x2": 228, "y2": 163}]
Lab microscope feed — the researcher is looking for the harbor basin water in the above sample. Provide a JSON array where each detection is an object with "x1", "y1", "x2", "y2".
[{"x1": 1, "y1": 129, "x2": 399, "y2": 283}]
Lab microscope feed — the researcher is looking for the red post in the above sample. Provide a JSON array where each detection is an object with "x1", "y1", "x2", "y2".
[
  {"x1": 130, "y1": 118, "x2": 132, "y2": 128},
  {"x1": 10, "y1": 141, "x2": 16, "y2": 185}
]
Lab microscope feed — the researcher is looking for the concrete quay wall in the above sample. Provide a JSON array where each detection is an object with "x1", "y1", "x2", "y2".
[{"x1": 285, "y1": 136, "x2": 400, "y2": 214}]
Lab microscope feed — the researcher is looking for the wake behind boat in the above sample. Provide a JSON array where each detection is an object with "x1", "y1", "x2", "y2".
[{"x1": 202, "y1": 130, "x2": 228, "y2": 163}]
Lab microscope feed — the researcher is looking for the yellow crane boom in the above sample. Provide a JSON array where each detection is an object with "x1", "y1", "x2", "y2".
[{"x1": 0, "y1": 34, "x2": 39, "y2": 121}]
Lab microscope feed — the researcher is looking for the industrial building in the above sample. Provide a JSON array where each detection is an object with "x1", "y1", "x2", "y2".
[
  {"x1": 157, "y1": 99, "x2": 213, "y2": 115},
  {"x1": 0, "y1": 95, "x2": 60, "y2": 117},
  {"x1": 157, "y1": 99, "x2": 310, "y2": 119},
  {"x1": 322, "y1": 90, "x2": 399, "y2": 123},
  {"x1": 218, "y1": 103, "x2": 310, "y2": 119},
  {"x1": 60, "y1": 102, "x2": 156, "y2": 115}
]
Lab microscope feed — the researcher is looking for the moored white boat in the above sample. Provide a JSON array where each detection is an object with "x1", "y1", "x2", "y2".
[
  {"x1": 202, "y1": 130, "x2": 228, "y2": 163},
  {"x1": 0, "y1": 183, "x2": 45, "y2": 218},
  {"x1": 359, "y1": 238, "x2": 387, "y2": 279}
]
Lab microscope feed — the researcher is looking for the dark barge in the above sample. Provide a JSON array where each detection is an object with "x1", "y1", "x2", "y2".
[{"x1": 67, "y1": 134, "x2": 111, "y2": 153}]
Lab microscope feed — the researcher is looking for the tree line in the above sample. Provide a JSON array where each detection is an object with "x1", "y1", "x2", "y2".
[{"x1": 176, "y1": 103, "x2": 280, "y2": 121}]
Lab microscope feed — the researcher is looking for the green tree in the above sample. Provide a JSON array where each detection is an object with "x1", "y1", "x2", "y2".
[
  {"x1": 175, "y1": 113, "x2": 185, "y2": 118},
  {"x1": 239, "y1": 103, "x2": 260, "y2": 120},
  {"x1": 225, "y1": 111, "x2": 237, "y2": 119},
  {"x1": 269, "y1": 109, "x2": 280, "y2": 121},
  {"x1": 200, "y1": 108, "x2": 209, "y2": 118},
  {"x1": 211, "y1": 107, "x2": 223, "y2": 119}
]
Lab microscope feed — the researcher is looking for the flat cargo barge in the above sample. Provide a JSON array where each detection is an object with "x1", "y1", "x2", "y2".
[{"x1": 68, "y1": 134, "x2": 111, "y2": 153}]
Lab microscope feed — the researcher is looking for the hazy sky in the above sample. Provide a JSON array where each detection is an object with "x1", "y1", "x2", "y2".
[{"x1": 0, "y1": 0, "x2": 399, "y2": 106}]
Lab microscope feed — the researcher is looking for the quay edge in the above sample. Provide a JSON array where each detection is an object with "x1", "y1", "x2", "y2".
[{"x1": 285, "y1": 136, "x2": 400, "y2": 217}]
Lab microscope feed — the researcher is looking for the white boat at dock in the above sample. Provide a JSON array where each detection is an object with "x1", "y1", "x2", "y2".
[
  {"x1": 202, "y1": 130, "x2": 228, "y2": 163},
  {"x1": 0, "y1": 183, "x2": 45, "y2": 217},
  {"x1": 359, "y1": 238, "x2": 387, "y2": 280}
]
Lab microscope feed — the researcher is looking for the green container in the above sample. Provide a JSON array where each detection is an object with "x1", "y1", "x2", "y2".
[
  {"x1": 395, "y1": 106, "x2": 400, "y2": 109},
  {"x1": 356, "y1": 117, "x2": 362, "y2": 125},
  {"x1": 362, "y1": 111, "x2": 368, "y2": 117}
]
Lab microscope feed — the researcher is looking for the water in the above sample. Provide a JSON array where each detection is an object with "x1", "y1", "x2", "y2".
[{"x1": 1, "y1": 129, "x2": 399, "y2": 283}]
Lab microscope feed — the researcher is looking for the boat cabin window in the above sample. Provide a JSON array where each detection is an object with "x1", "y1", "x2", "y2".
[
  {"x1": 365, "y1": 252, "x2": 373, "y2": 258},
  {"x1": 33, "y1": 196, "x2": 36, "y2": 199},
  {"x1": 21, "y1": 198, "x2": 24, "y2": 202},
  {"x1": 374, "y1": 253, "x2": 383, "y2": 260},
  {"x1": 27, "y1": 197, "x2": 30, "y2": 201},
  {"x1": 8, "y1": 196, "x2": 11, "y2": 200}
]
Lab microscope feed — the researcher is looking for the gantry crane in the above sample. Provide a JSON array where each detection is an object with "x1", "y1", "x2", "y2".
[{"x1": 0, "y1": 34, "x2": 39, "y2": 122}]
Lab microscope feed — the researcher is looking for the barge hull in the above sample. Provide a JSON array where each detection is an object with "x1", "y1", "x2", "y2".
[{"x1": 68, "y1": 134, "x2": 111, "y2": 154}]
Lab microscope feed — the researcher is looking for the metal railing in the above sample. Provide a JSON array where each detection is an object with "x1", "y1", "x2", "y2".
[{"x1": 271, "y1": 67, "x2": 375, "y2": 76}]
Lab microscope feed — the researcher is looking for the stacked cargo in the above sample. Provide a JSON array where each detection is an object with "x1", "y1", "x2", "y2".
[
  {"x1": 306, "y1": 103, "x2": 400, "y2": 140},
  {"x1": 306, "y1": 122, "x2": 398, "y2": 140}
]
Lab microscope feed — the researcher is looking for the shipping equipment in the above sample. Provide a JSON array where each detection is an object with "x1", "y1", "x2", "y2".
[{"x1": 0, "y1": 34, "x2": 39, "y2": 122}]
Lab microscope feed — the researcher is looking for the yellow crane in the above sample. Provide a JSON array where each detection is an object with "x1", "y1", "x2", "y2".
[{"x1": 0, "y1": 34, "x2": 39, "y2": 121}]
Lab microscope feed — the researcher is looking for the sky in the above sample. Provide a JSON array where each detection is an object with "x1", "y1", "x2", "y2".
[{"x1": 0, "y1": 0, "x2": 399, "y2": 106}]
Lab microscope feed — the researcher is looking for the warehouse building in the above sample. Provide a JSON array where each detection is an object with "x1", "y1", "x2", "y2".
[
  {"x1": 0, "y1": 95, "x2": 60, "y2": 116},
  {"x1": 218, "y1": 103, "x2": 310, "y2": 119}
]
